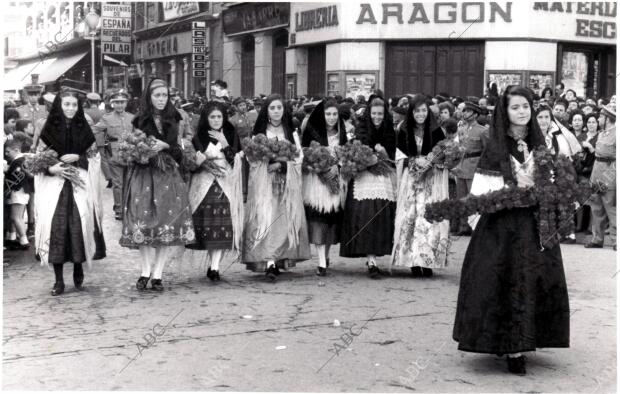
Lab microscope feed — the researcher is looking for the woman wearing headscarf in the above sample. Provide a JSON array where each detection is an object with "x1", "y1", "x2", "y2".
[
  {"x1": 340, "y1": 95, "x2": 397, "y2": 279},
  {"x1": 391, "y1": 94, "x2": 448, "y2": 277},
  {"x1": 120, "y1": 78, "x2": 195, "y2": 291},
  {"x1": 302, "y1": 99, "x2": 349, "y2": 276},
  {"x1": 187, "y1": 101, "x2": 244, "y2": 281},
  {"x1": 241, "y1": 94, "x2": 310, "y2": 280},
  {"x1": 453, "y1": 86, "x2": 570, "y2": 375},
  {"x1": 35, "y1": 90, "x2": 106, "y2": 296}
]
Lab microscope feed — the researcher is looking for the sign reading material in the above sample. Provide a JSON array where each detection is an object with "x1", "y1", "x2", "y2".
[
  {"x1": 101, "y1": 4, "x2": 132, "y2": 59},
  {"x1": 192, "y1": 21, "x2": 208, "y2": 78}
]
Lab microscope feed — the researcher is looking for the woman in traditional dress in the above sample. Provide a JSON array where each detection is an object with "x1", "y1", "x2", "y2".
[
  {"x1": 391, "y1": 94, "x2": 449, "y2": 277},
  {"x1": 35, "y1": 90, "x2": 106, "y2": 296},
  {"x1": 241, "y1": 94, "x2": 310, "y2": 281},
  {"x1": 302, "y1": 99, "x2": 348, "y2": 276},
  {"x1": 535, "y1": 105, "x2": 583, "y2": 243},
  {"x1": 453, "y1": 86, "x2": 570, "y2": 375},
  {"x1": 187, "y1": 101, "x2": 243, "y2": 281},
  {"x1": 340, "y1": 95, "x2": 397, "y2": 279},
  {"x1": 120, "y1": 78, "x2": 195, "y2": 291}
]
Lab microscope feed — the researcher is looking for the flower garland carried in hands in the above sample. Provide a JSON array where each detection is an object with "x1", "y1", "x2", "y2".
[
  {"x1": 424, "y1": 146, "x2": 595, "y2": 250},
  {"x1": 118, "y1": 129, "x2": 176, "y2": 172},
  {"x1": 335, "y1": 140, "x2": 393, "y2": 182},
  {"x1": 180, "y1": 139, "x2": 225, "y2": 178},
  {"x1": 302, "y1": 141, "x2": 340, "y2": 194},
  {"x1": 23, "y1": 148, "x2": 85, "y2": 189},
  {"x1": 410, "y1": 139, "x2": 464, "y2": 181},
  {"x1": 241, "y1": 134, "x2": 299, "y2": 193}
]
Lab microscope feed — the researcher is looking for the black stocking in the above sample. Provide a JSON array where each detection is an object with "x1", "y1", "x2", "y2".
[{"x1": 53, "y1": 263, "x2": 64, "y2": 283}]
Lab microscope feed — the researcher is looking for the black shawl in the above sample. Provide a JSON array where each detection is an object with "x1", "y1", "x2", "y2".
[
  {"x1": 354, "y1": 94, "x2": 396, "y2": 160},
  {"x1": 302, "y1": 100, "x2": 347, "y2": 147},
  {"x1": 193, "y1": 101, "x2": 240, "y2": 165},
  {"x1": 397, "y1": 94, "x2": 445, "y2": 157},
  {"x1": 252, "y1": 94, "x2": 296, "y2": 144},
  {"x1": 39, "y1": 94, "x2": 95, "y2": 156},
  {"x1": 132, "y1": 78, "x2": 183, "y2": 162},
  {"x1": 477, "y1": 86, "x2": 546, "y2": 183}
]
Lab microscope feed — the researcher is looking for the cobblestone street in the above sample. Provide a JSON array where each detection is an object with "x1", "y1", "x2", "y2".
[{"x1": 2, "y1": 189, "x2": 617, "y2": 392}]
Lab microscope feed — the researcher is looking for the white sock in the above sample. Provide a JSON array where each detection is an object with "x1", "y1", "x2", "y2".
[
  {"x1": 139, "y1": 246, "x2": 155, "y2": 277},
  {"x1": 507, "y1": 353, "x2": 523, "y2": 358},
  {"x1": 7, "y1": 232, "x2": 16, "y2": 241},
  {"x1": 316, "y1": 244, "x2": 327, "y2": 268},
  {"x1": 568, "y1": 233, "x2": 576, "y2": 239},
  {"x1": 368, "y1": 254, "x2": 377, "y2": 266},
  {"x1": 267, "y1": 260, "x2": 275, "y2": 268},
  {"x1": 209, "y1": 249, "x2": 223, "y2": 271},
  {"x1": 19, "y1": 235, "x2": 29, "y2": 245},
  {"x1": 152, "y1": 248, "x2": 167, "y2": 280}
]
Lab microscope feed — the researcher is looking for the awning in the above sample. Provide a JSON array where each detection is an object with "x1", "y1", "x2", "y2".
[
  {"x1": 39, "y1": 51, "x2": 89, "y2": 84},
  {"x1": 2, "y1": 57, "x2": 57, "y2": 91}
]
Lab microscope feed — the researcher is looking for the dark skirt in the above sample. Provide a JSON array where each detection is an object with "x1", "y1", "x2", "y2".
[
  {"x1": 339, "y1": 183, "x2": 396, "y2": 257},
  {"x1": 453, "y1": 207, "x2": 570, "y2": 354},
  {"x1": 49, "y1": 181, "x2": 106, "y2": 265},
  {"x1": 187, "y1": 181, "x2": 233, "y2": 250},
  {"x1": 305, "y1": 206, "x2": 341, "y2": 246}
]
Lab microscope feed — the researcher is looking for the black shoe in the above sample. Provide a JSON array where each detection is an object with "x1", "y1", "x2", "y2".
[
  {"x1": 316, "y1": 266, "x2": 327, "y2": 276},
  {"x1": 114, "y1": 213, "x2": 122, "y2": 221},
  {"x1": 367, "y1": 264, "x2": 381, "y2": 279},
  {"x1": 106, "y1": 180, "x2": 113, "y2": 189},
  {"x1": 51, "y1": 282, "x2": 65, "y2": 296},
  {"x1": 151, "y1": 279, "x2": 164, "y2": 291},
  {"x1": 73, "y1": 274, "x2": 84, "y2": 290},
  {"x1": 411, "y1": 267, "x2": 423, "y2": 277},
  {"x1": 207, "y1": 268, "x2": 220, "y2": 281},
  {"x1": 266, "y1": 266, "x2": 278, "y2": 281},
  {"x1": 136, "y1": 276, "x2": 150, "y2": 291},
  {"x1": 13, "y1": 243, "x2": 30, "y2": 251},
  {"x1": 585, "y1": 242, "x2": 604, "y2": 248},
  {"x1": 561, "y1": 237, "x2": 576, "y2": 244},
  {"x1": 35, "y1": 253, "x2": 41, "y2": 261},
  {"x1": 422, "y1": 268, "x2": 433, "y2": 277},
  {"x1": 273, "y1": 266, "x2": 282, "y2": 276},
  {"x1": 507, "y1": 356, "x2": 526, "y2": 375}
]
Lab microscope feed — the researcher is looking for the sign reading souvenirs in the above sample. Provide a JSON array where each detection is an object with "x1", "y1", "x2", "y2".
[
  {"x1": 101, "y1": 4, "x2": 131, "y2": 61},
  {"x1": 163, "y1": 2, "x2": 200, "y2": 21},
  {"x1": 355, "y1": 2, "x2": 512, "y2": 24},
  {"x1": 192, "y1": 21, "x2": 208, "y2": 78},
  {"x1": 295, "y1": 5, "x2": 339, "y2": 32},
  {"x1": 532, "y1": 2, "x2": 616, "y2": 39},
  {"x1": 222, "y1": 2, "x2": 290, "y2": 35}
]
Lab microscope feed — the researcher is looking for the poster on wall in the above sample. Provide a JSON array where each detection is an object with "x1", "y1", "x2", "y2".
[
  {"x1": 345, "y1": 73, "x2": 376, "y2": 100},
  {"x1": 487, "y1": 72, "x2": 523, "y2": 94},
  {"x1": 528, "y1": 73, "x2": 554, "y2": 96},
  {"x1": 561, "y1": 51, "x2": 588, "y2": 98}
]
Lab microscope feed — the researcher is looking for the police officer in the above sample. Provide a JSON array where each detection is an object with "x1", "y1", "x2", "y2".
[
  {"x1": 452, "y1": 101, "x2": 489, "y2": 235},
  {"x1": 16, "y1": 74, "x2": 48, "y2": 134},
  {"x1": 586, "y1": 104, "x2": 616, "y2": 250},
  {"x1": 229, "y1": 97, "x2": 257, "y2": 139},
  {"x1": 84, "y1": 92, "x2": 104, "y2": 125},
  {"x1": 92, "y1": 89, "x2": 134, "y2": 220}
]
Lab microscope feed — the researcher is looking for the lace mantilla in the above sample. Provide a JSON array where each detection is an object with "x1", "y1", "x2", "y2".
[{"x1": 353, "y1": 171, "x2": 396, "y2": 201}]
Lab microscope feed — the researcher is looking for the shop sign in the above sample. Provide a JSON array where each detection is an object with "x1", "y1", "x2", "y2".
[
  {"x1": 222, "y1": 2, "x2": 290, "y2": 35},
  {"x1": 101, "y1": 4, "x2": 132, "y2": 57},
  {"x1": 163, "y1": 2, "x2": 200, "y2": 21},
  {"x1": 295, "y1": 5, "x2": 338, "y2": 32},
  {"x1": 532, "y1": 2, "x2": 616, "y2": 39},
  {"x1": 137, "y1": 31, "x2": 193, "y2": 60},
  {"x1": 192, "y1": 21, "x2": 208, "y2": 78},
  {"x1": 355, "y1": 2, "x2": 512, "y2": 25}
]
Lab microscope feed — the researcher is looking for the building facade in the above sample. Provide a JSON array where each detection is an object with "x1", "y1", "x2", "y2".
[
  {"x1": 287, "y1": 1, "x2": 616, "y2": 99},
  {"x1": 131, "y1": 2, "x2": 223, "y2": 99},
  {"x1": 221, "y1": 2, "x2": 290, "y2": 98}
]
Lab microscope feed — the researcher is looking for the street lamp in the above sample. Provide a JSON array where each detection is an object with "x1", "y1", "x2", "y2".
[{"x1": 85, "y1": 7, "x2": 100, "y2": 93}]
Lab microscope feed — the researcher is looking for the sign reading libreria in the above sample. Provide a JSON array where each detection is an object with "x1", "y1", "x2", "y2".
[{"x1": 291, "y1": 2, "x2": 615, "y2": 45}]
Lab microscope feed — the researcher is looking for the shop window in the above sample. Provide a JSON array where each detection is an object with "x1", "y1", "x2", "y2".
[
  {"x1": 327, "y1": 73, "x2": 340, "y2": 97},
  {"x1": 561, "y1": 51, "x2": 588, "y2": 98},
  {"x1": 345, "y1": 73, "x2": 377, "y2": 101},
  {"x1": 286, "y1": 74, "x2": 297, "y2": 100},
  {"x1": 486, "y1": 71, "x2": 524, "y2": 95},
  {"x1": 527, "y1": 72, "x2": 555, "y2": 97}
]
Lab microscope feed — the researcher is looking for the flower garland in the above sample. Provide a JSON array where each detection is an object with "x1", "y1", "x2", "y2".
[
  {"x1": 241, "y1": 134, "x2": 299, "y2": 194},
  {"x1": 424, "y1": 146, "x2": 595, "y2": 249},
  {"x1": 410, "y1": 139, "x2": 464, "y2": 180},
  {"x1": 335, "y1": 140, "x2": 393, "y2": 182},
  {"x1": 118, "y1": 130, "x2": 176, "y2": 172},
  {"x1": 302, "y1": 141, "x2": 340, "y2": 194},
  {"x1": 180, "y1": 139, "x2": 225, "y2": 178},
  {"x1": 23, "y1": 149, "x2": 59, "y2": 174}
]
